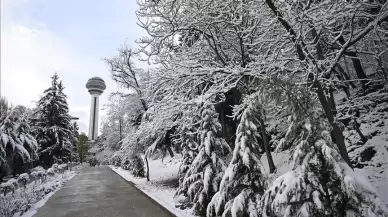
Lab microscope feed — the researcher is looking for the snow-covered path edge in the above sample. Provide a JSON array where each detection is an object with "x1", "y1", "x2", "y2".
[
  {"x1": 15, "y1": 171, "x2": 77, "y2": 217},
  {"x1": 109, "y1": 165, "x2": 194, "y2": 217}
]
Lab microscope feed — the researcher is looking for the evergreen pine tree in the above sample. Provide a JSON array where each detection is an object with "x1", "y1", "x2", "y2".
[
  {"x1": 56, "y1": 81, "x2": 74, "y2": 162},
  {"x1": 175, "y1": 104, "x2": 230, "y2": 216},
  {"x1": 260, "y1": 116, "x2": 388, "y2": 217},
  {"x1": 207, "y1": 97, "x2": 267, "y2": 217},
  {"x1": 34, "y1": 73, "x2": 74, "y2": 167}
]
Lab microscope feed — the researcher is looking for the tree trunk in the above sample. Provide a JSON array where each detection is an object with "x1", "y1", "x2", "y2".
[
  {"x1": 311, "y1": 26, "x2": 324, "y2": 61},
  {"x1": 145, "y1": 156, "x2": 150, "y2": 181},
  {"x1": 328, "y1": 87, "x2": 337, "y2": 116},
  {"x1": 353, "y1": 117, "x2": 368, "y2": 144},
  {"x1": 339, "y1": 36, "x2": 368, "y2": 87},
  {"x1": 348, "y1": 52, "x2": 368, "y2": 87},
  {"x1": 259, "y1": 118, "x2": 276, "y2": 173},
  {"x1": 316, "y1": 80, "x2": 352, "y2": 167},
  {"x1": 140, "y1": 99, "x2": 148, "y2": 111},
  {"x1": 119, "y1": 118, "x2": 122, "y2": 142},
  {"x1": 167, "y1": 146, "x2": 174, "y2": 158},
  {"x1": 220, "y1": 102, "x2": 227, "y2": 138}
]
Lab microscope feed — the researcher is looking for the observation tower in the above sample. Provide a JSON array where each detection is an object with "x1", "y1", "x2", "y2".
[{"x1": 86, "y1": 77, "x2": 106, "y2": 141}]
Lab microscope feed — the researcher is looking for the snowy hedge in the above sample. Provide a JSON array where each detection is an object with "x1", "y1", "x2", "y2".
[
  {"x1": 110, "y1": 151, "x2": 145, "y2": 178},
  {"x1": 0, "y1": 164, "x2": 73, "y2": 217}
]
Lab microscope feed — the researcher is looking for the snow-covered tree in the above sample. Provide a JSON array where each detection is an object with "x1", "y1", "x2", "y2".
[
  {"x1": 207, "y1": 95, "x2": 267, "y2": 217},
  {"x1": 103, "y1": 44, "x2": 149, "y2": 111},
  {"x1": 175, "y1": 104, "x2": 230, "y2": 216},
  {"x1": 0, "y1": 97, "x2": 38, "y2": 178},
  {"x1": 260, "y1": 116, "x2": 388, "y2": 217},
  {"x1": 34, "y1": 73, "x2": 74, "y2": 167}
]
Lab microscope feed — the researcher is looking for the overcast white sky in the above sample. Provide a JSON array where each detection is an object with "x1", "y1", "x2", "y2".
[{"x1": 1, "y1": 0, "x2": 147, "y2": 135}]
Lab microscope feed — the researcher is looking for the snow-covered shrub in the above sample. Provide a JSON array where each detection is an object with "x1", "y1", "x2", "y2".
[
  {"x1": 7, "y1": 178, "x2": 18, "y2": 189},
  {"x1": 17, "y1": 173, "x2": 29, "y2": 187},
  {"x1": 37, "y1": 170, "x2": 47, "y2": 181},
  {"x1": 129, "y1": 155, "x2": 145, "y2": 177},
  {"x1": 51, "y1": 163, "x2": 59, "y2": 172},
  {"x1": 30, "y1": 171, "x2": 39, "y2": 182},
  {"x1": 111, "y1": 151, "x2": 123, "y2": 167},
  {"x1": 30, "y1": 166, "x2": 45, "y2": 174},
  {"x1": 120, "y1": 154, "x2": 145, "y2": 177},
  {"x1": 175, "y1": 105, "x2": 230, "y2": 216},
  {"x1": 30, "y1": 167, "x2": 46, "y2": 181},
  {"x1": 260, "y1": 118, "x2": 388, "y2": 217},
  {"x1": 0, "y1": 181, "x2": 14, "y2": 196},
  {"x1": 58, "y1": 164, "x2": 68, "y2": 173},
  {"x1": 47, "y1": 168, "x2": 55, "y2": 176},
  {"x1": 0, "y1": 170, "x2": 74, "y2": 217}
]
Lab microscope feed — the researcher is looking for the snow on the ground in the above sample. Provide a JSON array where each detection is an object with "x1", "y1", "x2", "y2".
[
  {"x1": 10, "y1": 170, "x2": 77, "y2": 217},
  {"x1": 17, "y1": 171, "x2": 76, "y2": 217},
  {"x1": 110, "y1": 155, "x2": 195, "y2": 217},
  {"x1": 338, "y1": 91, "x2": 388, "y2": 205},
  {"x1": 260, "y1": 150, "x2": 292, "y2": 182}
]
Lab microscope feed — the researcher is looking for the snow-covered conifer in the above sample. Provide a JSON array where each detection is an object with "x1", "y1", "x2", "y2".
[
  {"x1": 207, "y1": 97, "x2": 267, "y2": 217},
  {"x1": 34, "y1": 73, "x2": 74, "y2": 167},
  {"x1": 175, "y1": 104, "x2": 230, "y2": 216},
  {"x1": 260, "y1": 116, "x2": 388, "y2": 217}
]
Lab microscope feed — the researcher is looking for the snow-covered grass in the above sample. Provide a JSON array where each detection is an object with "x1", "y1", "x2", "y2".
[
  {"x1": 110, "y1": 155, "x2": 195, "y2": 217},
  {"x1": 0, "y1": 168, "x2": 77, "y2": 217}
]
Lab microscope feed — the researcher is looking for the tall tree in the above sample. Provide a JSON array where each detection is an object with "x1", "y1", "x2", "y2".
[{"x1": 34, "y1": 73, "x2": 74, "y2": 167}]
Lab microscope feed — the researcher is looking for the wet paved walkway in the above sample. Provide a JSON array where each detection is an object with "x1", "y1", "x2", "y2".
[{"x1": 34, "y1": 166, "x2": 175, "y2": 217}]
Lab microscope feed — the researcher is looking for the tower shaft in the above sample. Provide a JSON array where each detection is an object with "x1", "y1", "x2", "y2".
[{"x1": 88, "y1": 94, "x2": 100, "y2": 141}]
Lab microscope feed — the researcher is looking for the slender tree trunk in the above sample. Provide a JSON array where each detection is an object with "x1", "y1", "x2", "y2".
[
  {"x1": 353, "y1": 117, "x2": 368, "y2": 144},
  {"x1": 220, "y1": 103, "x2": 227, "y2": 138},
  {"x1": 119, "y1": 118, "x2": 122, "y2": 142},
  {"x1": 259, "y1": 118, "x2": 276, "y2": 173},
  {"x1": 316, "y1": 80, "x2": 352, "y2": 167},
  {"x1": 328, "y1": 86, "x2": 337, "y2": 116},
  {"x1": 145, "y1": 156, "x2": 150, "y2": 181},
  {"x1": 167, "y1": 146, "x2": 174, "y2": 158},
  {"x1": 140, "y1": 99, "x2": 148, "y2": 111}
]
